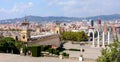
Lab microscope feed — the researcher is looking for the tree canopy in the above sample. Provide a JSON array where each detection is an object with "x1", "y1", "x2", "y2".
[
  {"x1": 97, "y1": 39, "x2": 120, "y2": 62},
  {"x1": 0, "y1": 37, "x2": 25, "y2": 54},
  {"x1": 61, "y1": 31, "x2": 88, "y2": 41}
]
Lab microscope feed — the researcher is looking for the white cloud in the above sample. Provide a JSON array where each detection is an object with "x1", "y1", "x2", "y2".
[
  {"x1": 0, "y1": 2, "x2": 33, "y2": 13},
  {"x1": 46, "y1": 0, "x2": 59, "y2": 6},
  {"x1": 58, "y1": 0, "x2": 77, "y2": 6},
  {"x1": 12, "y1": 2, "x2": 33, "y2": 13},
  {"x1": 45, "y1": 0, "x2": 120, "y2": 17},
  {"x1": 0, "y1": 8, "x2": 8, "y2": 13}
]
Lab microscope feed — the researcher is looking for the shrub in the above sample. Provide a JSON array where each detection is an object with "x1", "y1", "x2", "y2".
[
  {"x1": 23, "y1": 46, "x2": 30, "y2": 55},
  {"x1": 44, "y1": 46, "x2": 50, "y2": 51},
  {"x1": 54, "y1": 50, "x2": 60, "y2": 55},
  {"x1": 40, "y1": 45, "x2": 45, "y2": 51},
  {"x1": 0, "y1": 37, "x2": 25, "y2": 54},
  {"x1": 62, "y1": 52, "x2": 69, "y2": 57},
  {"x1": 48, "y1": 48, "x2": 60, "y2": 55},
  {"x1": 13, "y1": 47, "x2": 20, "y2": 54},
  {"x1": 49, "y1": 48, "x2": 54, "y2": 54},
  {"x1": 0, "y1": 46, "x2": 5, "y2": 52},
  {"x1": 28, "y1": 45, "x2": 41, "y2": 57}
]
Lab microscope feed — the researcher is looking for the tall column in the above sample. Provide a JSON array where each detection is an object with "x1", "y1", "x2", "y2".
[
  {"x1": 97, "y1": 31, "x2": 100, "y2": 47},
  {"x1": 92, "y1": 30, "x2": 95, "y2": 47},
  {"x1": 102, "y1": 32, "x2": 105, "y2": 47},
  {"x1": 108, "y1": 31, "x2": 110, "y2": 45}
]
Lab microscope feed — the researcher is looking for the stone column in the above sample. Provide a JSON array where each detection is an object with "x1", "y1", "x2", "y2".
[
  {"x1": 108, "y1": 31, "x2": 110, "y2": 45},
  {"x1": 97, "y1": 31, "x2": 100, "y2": 47},
  {"x1": 102, "y1": 32, "x2": 105, "y2": 47},
  {"x1": 92, "y1": 30, "x2": 95, "y2": 47}
]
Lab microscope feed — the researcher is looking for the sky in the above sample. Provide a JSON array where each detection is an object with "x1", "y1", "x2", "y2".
[{"x1": 0, "y1": 0, "x2": 120, "y2": 20}]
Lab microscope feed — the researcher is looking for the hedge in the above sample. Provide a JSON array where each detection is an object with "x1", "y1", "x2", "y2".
[
  {"x1": 28, "y1": 46, "x2": 41, "y2": 57},
  {"x1": 69, "y1": 48, "x2": 80, "y2": 51},
  {"x1": 0, "y1": 46, "x2": 20, "y2": 54},
  {"x1": 23, "y1": 45, "x2": 60, "y2": 57},
  {"x1": 69, "y1": 48, "x2": 85, "y2": 52},
  {"x1": 53, "y1": 50, "x2": 60, "y2": 55},
  {"x1": 62, "y1": 52, "x2": 69, "y2": 57},
  {"x1": 0, "y1": 46, "x2": 5, "y2": 52}
]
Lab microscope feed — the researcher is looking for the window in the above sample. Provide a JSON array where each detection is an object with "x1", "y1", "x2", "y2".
[
  {"x1": 57, "y1": 31, "x2": 59, "y2": 34},
  {"x1": 23, "y1": 35, "x2": 25, "y2": 39}
]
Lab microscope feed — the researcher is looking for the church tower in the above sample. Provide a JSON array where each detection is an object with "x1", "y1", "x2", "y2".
[{"x1": 20, "y1": 19, "x2": 30, "y2": 42}]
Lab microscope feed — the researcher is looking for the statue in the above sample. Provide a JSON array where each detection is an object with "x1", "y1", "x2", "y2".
[{"x1": 79, "y1": 55, "x2": 83, "y2": 61}]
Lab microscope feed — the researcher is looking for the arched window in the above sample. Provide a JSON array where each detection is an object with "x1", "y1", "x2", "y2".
[
  {"x1": 57, "y1": 31, "x2": 59, "y2": 34},
  {"x1": 23, "y1": 35, "x2": 25, "y2": 39}
]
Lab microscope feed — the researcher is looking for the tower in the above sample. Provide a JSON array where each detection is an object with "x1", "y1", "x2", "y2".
[
  {"x1": 55, "y1": 22, "x2": 61, "y2": 34},
  {"x1": 36, "y1": 25, "x2": 41, "y2": 33},
  {"x1": 97, "y1": 18, "x2": 102, "y2": 33},
  {"x1": 98, "y1": 18, "x2": 101, "y2": 25},
  {"x1": 103, "y1": 22, "x2": 107, "y2": 35},
  {"x1": 20, "y1": 19, "x2": 30, "y2": 42},
  {"x1": 90, "y1": 20, "x2": 94, "y2": 27}
]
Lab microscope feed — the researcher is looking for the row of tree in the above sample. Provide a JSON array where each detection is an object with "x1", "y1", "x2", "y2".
[
  {"x1": 0, "y1": 37, "x2": 24, "y2": 54},
  {"x1": 61, "y1": 31, "x2": 88, "y2": 41}
]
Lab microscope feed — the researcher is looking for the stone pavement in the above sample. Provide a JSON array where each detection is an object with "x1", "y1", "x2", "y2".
[
  {"x1": 0, "y1": 53, "x2": 96, "y2": 62},
  {"x1": 0, "y1": 41, "x2": 101, "y2": 62},
  {"x1": 63, "y1": 41, "x2": 102, "y2": 59}
]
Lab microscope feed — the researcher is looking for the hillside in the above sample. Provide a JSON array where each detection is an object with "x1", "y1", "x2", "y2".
[{"x1": 0, "y1": 14, "x2": 120, "y2": 24}]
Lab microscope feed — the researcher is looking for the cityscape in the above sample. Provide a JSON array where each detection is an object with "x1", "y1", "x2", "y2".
[{"x1": 0, "y1": 0, "x2": 120, "y2": 62}]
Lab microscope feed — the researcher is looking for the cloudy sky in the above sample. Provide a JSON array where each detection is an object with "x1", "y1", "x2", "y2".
[{"x1": 0, "y1": 0, "x2": 120, "y2": 20}]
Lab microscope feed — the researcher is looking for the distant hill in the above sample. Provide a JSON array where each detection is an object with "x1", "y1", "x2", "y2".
[
  {"x1": 0, "y1": 14, "x2": 120, "y2": 24},
  {"x1": 85, "y1": 14, "x2": 120, "y2": 21}
]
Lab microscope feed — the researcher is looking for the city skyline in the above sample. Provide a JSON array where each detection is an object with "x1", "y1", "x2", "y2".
[{"x1": 0, "y1": 0, "x2": 120, "y2": 20}]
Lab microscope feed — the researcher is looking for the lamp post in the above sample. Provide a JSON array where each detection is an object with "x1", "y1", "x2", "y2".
[{"x1": 79, "y1": 47, "x2": 83, "y2": 61}]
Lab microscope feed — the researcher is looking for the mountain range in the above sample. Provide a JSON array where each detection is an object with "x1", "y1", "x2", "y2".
[{"x1": 0, "y1": 14, "x2": 120, "y2": 24}]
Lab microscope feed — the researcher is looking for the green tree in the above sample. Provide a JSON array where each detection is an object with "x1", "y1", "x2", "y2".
[
  {"x1": 97, "y1": 39, "x2": 120, "y2": 62},
  {"x1": 0, "y1": 37, "x2": 24, "y2": 54},
  {"x1": 61, "y1": 31, "x2": 88, "y2": 42}
]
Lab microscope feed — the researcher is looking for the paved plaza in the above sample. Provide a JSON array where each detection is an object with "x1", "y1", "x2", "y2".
[
  {"x1": 63, "y1": 41, "x2": 102, "y2": 59},
  {"x1": 0, "y1": 41, "x2": 102, "y2": 62},
  {"x1": 0, "y1": 53, "x2": 95, "y2": 62}
]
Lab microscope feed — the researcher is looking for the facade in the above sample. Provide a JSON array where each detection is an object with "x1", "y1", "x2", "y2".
[
  {"x1": 20, "y1": 20, "x2": 30, "y2": 42},
  {"x1": 55, "y1": 22, "x2": 61, "y2": 34},
  {"x1": 36, "y1": 25, "x2": 41, "y2": 33},
  {"x1": 0, "y1": 20, "x2": 61, "y2": 48}
]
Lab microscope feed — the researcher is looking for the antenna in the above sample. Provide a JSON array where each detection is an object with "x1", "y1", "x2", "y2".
[{"x1": 25, "y1": 15, "x2": 27, "y2": 21}]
